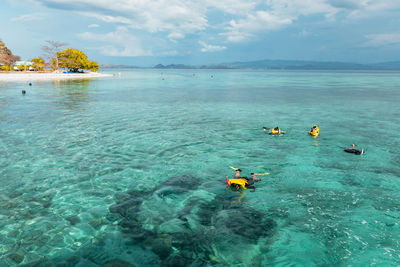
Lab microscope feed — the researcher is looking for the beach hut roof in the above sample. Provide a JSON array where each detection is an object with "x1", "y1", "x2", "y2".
[{"x1": 14, "y1": 61, "x2": 33, "y2": 66}]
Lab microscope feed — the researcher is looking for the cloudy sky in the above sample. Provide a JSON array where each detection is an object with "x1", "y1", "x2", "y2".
[{"x1": 1, "y1": 0, "x2": 399, "y2": 66}]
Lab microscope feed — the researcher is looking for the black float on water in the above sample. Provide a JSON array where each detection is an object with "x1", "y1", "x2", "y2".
[
  {"x1": 22, "y1": 90, "x2": 26, "y2": 95},
  {"x1": 28, "y1": 82, "x2": 32, "y2": 86},
  {"x1": 344, "y1": 148, "x2": 364, "y2": 155}
]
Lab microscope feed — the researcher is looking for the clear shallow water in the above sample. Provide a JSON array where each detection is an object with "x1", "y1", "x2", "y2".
[{"x1": 0, "y1": 69, "x2": 400, "y2": 266}]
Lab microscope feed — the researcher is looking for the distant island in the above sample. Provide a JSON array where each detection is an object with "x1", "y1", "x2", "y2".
[
  {"x1": 221, "y1": 59, "x2": 400, "y2": 70},
  {"x1": 100, "y1": 64, "x2": 140, "y2": 69},
  {"x1": 102, "y1": 60, "x2": 400, "y2": 71},
  {"x1": 153, "y1": 64, "x2": 233, "y2": 69}
]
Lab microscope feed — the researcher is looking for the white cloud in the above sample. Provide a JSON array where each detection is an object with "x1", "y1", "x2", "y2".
[
  {"x1": 78, "y1": 27, "x2": 152, "y2": 56},
  {"x1": 98, "y1": 45, "x2": 151, "y2": 57},
  {"x1": 317, "y1": 0, "x2": 400, "y2": 20},
  {"x1": 199, "y1": 41, "x2": 226, "y2": 52},
  {"x1": 72, "y1": 2, "x2": 208, "y2": 34},
  {"x1": 265, "y1": 0, "x2": 337, "y2": 17},
  {"x1": 221, "y1": 0, "x2": 338, "y2": 43},
  {"x1": 327, "y1": 0, "x2": 363, "y2": 9},
  {"x1": 168, "y1": 32, "x2": 185, "y2": 41},
  {"x1": 202, "y1": 0, "x2": 257, "y2": 15},
  {"x1": 30, "y1": 0, "x2": 400, "y2": 52},
  {"x1": 11, "y1": 13, "x2": 44, "y2": 22},
  {"x1": 31, "y1": 0, "x2": 255, "y2": 41},
  {"x1": 221, "y1": 12, "x2": 292, "y2": 43},
  {"x1": 79, "y1": 12, "x2": 132, "y2": 24},
  {"x1": 88, "y1": 24, "x2": 100, "y2": 28},
  {"x1": 229, "y1": 11, "x2": 293, "y2": 32},
  {"x1": 219, "y1": 29, "x2": 252, "y2": 43},
  {"x1": 365, "y1": 33, "x2": 400, "y2": 46}
]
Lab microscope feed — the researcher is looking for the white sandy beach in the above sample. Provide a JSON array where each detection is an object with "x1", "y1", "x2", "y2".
[{"x1": 0, "y1": 72, "x2": 114, "y2": 82}]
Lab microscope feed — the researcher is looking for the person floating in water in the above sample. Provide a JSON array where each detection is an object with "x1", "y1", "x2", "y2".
[
  {"x1": 234, "y1": 169, "x2": 242, "y2": 178},
  {"x1": 344, "y1": 144, "x2": 364, "y2": 155},
  {"x1": 309, "y1": 125, "x2": 319, "y2": 137},
  {"x1": 227, "y1": 169, "x2": 257, "y2": 192},
  {"x1": 250, "y1": 173, "x2": 260, "y2": 183},
  {"x1": 263, "y1": 126, "x2": 284, "y2": 135}
]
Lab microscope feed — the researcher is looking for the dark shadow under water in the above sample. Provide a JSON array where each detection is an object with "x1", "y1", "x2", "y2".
[
  {"x1": 107, "y1": 175, "x2": 277, "y2": 266},
  {"x1": 13, "y1": 175, "x2": 276, "y2": 266}
]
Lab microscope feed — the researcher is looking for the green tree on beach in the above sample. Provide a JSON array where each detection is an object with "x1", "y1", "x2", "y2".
[
  {"x1": 89, "y1": 61, "x2": 99, "y2": 72},
  {"x1": 17, "y1": 64, "x2": 27, "y2": 71},
  {"x1": 31, "y1": 57, "x2": 45, "y2": 71},
  {"x1": 56, "y1": 48, "x2": 99, "y2": 72}
]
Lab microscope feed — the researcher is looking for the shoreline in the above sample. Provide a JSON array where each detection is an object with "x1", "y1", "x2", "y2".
[{"x1": 0, "y1": 72, "x2": 114, "y2": 82}]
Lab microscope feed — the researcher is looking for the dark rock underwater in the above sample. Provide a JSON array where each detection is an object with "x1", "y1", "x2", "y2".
[{"x1": 108, "y1": 175, "x2": 277, "y2": 266}]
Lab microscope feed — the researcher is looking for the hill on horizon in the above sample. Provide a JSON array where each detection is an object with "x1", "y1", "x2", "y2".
[
  {"x1": 101, "y1": 59, "x2": 400, "y2": 70},
  {"x1": 220, "y1": 59, "x2": 400, "y2": 70},
  {"x1": 153, "y1": 59, "x2": 400, "y2": 70}
]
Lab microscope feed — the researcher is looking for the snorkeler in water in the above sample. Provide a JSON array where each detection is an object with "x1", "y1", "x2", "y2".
[
  {"x1": 344, "y1": 144, "x2": 364, "y2": 155},
  {"x1": 228, "y1": 169, "x2": 257, "y2": 192},
  {"x1": 234, "y1": 169, "x2": 242, "y2": 178},
  {"x1": 263, "y1": 126, "x2": 285, "y2": 135}
]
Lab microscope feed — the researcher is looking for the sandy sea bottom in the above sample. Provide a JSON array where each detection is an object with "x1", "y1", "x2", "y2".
[{"x1": 0, "y1": 70, "x2": 400, "y2": 266}]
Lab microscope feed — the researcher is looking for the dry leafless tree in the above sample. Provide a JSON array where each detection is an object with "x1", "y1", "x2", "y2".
[
  {"x1": 41, "y1": 40, "x2": 67, "y2": 70},
  {"x1": 0, "y1": 40, "x2": 20, "y2": 70}
]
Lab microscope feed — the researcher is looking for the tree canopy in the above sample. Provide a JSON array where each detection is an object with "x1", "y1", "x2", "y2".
[
  {"x1": 56, "y1": 48, "x2": 99, "y2": 72},
  {"x1": 31, "y1": 57, "x2": 45, "y2": 71}
]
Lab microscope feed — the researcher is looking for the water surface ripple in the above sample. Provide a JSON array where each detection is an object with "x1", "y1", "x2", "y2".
[{"x1": 1, "y1": 70, "x2": 400, "y2": 266}]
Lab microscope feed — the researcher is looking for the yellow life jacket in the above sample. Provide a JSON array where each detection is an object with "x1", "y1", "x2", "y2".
[
  {"x1": 270, "y1": 128, "x2": 281, "y2": 134},
  {"x1": 309, "y1": 127, "x2": 319, "y2": 136},
  {"x1": 227, "y1": 178, "x2": 249, "y2": 189}
]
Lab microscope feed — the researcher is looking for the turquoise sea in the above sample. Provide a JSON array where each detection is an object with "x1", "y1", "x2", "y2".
[{"x1": 1, "y1": 69, "x2": 400, "y2": 266}]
